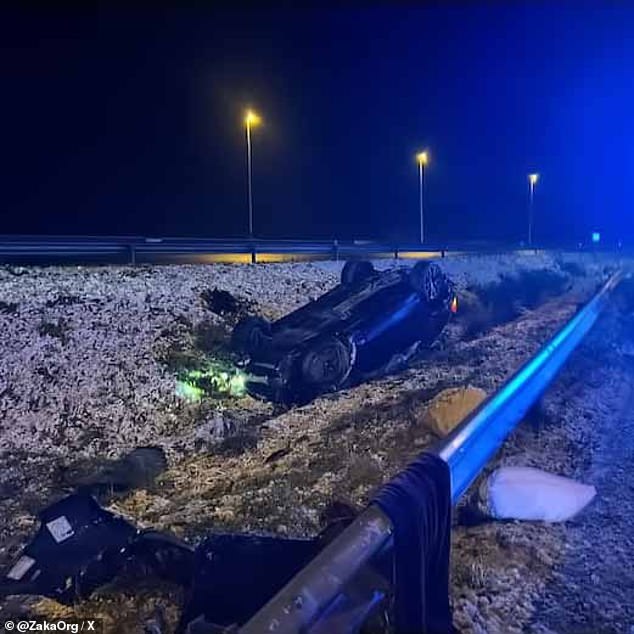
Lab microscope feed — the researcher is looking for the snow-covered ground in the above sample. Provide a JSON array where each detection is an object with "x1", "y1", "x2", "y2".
[{"x1": 0, "y1": 253, "x2": 631, "y2": 632}]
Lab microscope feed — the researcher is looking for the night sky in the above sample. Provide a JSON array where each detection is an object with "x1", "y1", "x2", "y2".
[{"x1": 3, "y1": 4, "x2": 634, "y2": 244}]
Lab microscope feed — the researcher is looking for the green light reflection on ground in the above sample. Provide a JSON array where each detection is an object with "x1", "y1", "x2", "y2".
[{"x1": 175, "y1": 360, "x2": 247, "y2": 401}]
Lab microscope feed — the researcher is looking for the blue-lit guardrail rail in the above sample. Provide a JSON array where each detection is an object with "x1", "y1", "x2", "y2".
[{"x1": 240, "y1": 271, "x2": 624, "y2": 634}]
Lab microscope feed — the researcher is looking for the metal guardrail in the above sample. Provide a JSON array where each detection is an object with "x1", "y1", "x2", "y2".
[
  {"x1": 0, "y1": 234, "x2": 622, "y2": 265},
  {"x1": 240, "y1": 271, "x2": 623, "y2": 634}
]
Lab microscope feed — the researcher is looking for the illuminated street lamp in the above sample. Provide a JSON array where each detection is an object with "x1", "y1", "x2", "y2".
[
  {"x1": 416, "y1": 150, "x2": 429, "y2": 243},
  {"x1": 245, "y1": 110, "x2": 261, "y2": 239},
  {"x1": 528, "y1": 172, "x2": 539, "y2": 246}
]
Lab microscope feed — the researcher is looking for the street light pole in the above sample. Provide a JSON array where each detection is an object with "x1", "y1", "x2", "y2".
[
  {"x1": 528, "y1": 172, "x2": 539, "y2": 246},
  {"x1": 244, "y1": 110, "x2": 261, "y2": 240},
  {"x1": 416, "y1": 151, "x2": 429, "y2": 244},
  {"x1": 246, "y1": 119, "x2": 253, "y2": 239}
]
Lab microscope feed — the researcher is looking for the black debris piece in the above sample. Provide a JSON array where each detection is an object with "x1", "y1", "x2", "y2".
[
  {"x1": 0, "y1": 301, "x2": 19, "y2": 315},
  {"x1": 177, "y1": 533, "x2": 320, "y2": 632},
  {"x1": 37, "y1": 319, "x2": 70, "y2": 343},
  {"x1": 201, "y1": 289, "x2": 240, "y2": 316},
  {"x1": 0, "y1": 494, "x2": 137, "y2": 604},
  {"x1": 1, "y1": 492, "x2": 397, "y2": 630},
  {"x1": 1, "y1": 494, "x2": 195, "y2": 604},
  {"x1": 128, "y1": 530, "x2": 195, "y2": 588},
  {"x1": 178, "y1": 502, "x2": 384, "y2": 632},
  {"x1": 72, "y1": 446, "x2": 167, "y2": 497},
  {"x1": 45, "y1": 295, "x2": 82, "y2": 308},
  {"x1": 264, "y1": 446, "x2": 291, "y2": 464}
]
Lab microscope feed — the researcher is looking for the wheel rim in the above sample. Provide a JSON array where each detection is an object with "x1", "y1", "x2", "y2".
[
  {"x1": 413, "y1": 263, "x2": 448, "y2": 303},
  {"x1": 425, "y1": 266, "x2": 444, "y2": 301}
]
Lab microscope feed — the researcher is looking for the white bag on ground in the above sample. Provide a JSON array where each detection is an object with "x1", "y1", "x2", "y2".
[{"x1": 487, "y1": 466, "x2": 597, "y2": 522}]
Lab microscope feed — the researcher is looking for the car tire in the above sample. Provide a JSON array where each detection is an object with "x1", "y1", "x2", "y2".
[
  {"x1": 300, "y1": 336, "x2": 355, "y2": 390},
  {"x1": 409, "y1": 261, "x2": 448, "y2": 303},
  {"x1": 341, "y1": 260, "x2": 375, "y2": 286},
  {"x1": 231, "y1": 316, "x2": 272, "y2": 355}
]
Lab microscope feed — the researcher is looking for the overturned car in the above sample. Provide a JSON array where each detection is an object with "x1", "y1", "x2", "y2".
[{"x1": 231, "y1": 260, "x2": 457, "y2": 404}]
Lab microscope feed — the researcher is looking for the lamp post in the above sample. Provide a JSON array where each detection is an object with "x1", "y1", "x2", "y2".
[
  {"x1": 245, "y1": 110, "x2": 261, "y2": 239},
  {"x1": 528, "y1": 172, "x2": 539, "y2": 246},
  {"x1": 416, "y1": 150, "x2": 429, "y2": 244}
]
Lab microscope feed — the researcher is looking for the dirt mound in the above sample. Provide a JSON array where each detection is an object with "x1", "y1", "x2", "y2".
[{"x1": 458, "y1": 269, "x2": 572, "y2": 339}]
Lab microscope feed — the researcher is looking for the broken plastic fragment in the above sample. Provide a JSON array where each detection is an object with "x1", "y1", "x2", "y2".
[
  {"x1": 0, "y1": 494, "x2": 195, "y2": 604},
  {"x1": 0, "y1": 494, "x2": 137, "y2": 603},
  {"x1": 178, "y1": 533, "x2": 320, "y2": 632},
  {"x1": 486, "y1": 466, "x2": 597, "y2": 523}
]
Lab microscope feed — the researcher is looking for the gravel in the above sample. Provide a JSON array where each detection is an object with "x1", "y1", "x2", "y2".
[
  {"x1": 526, "y1": 303, "x2": 634, "y2": 633},
  {"x1": 0, "y1": 252, "x2": 631, "y2": 632}
]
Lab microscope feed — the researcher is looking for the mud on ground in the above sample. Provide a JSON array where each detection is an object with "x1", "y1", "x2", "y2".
[{"x1": 0, "y1": 252, "x2": 628, "y2": 632}]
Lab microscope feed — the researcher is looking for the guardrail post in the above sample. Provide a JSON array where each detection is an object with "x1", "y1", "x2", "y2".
[
  {"x1": 129, "y1": 245, "x2": 136, "y2": 266},
  {"x1": 333, "y1": 239, "x2": 339, "y2": 262}
]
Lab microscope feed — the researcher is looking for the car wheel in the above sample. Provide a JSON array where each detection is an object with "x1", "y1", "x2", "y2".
[
  {"x1": 231, "y1": 317, "x2": 272, "y2": 355},
  {"x1": 409, "y1": 261, "x2": 449, "y2": 304},
  {"x1": 341, "y1": 260, "x2": 375, "y2": 286},
  {"x1": 300, "y1": 336, "x2": 354, "y2": 389}
]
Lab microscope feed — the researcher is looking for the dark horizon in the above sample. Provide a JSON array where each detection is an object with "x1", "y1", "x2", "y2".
[{"x1": 3, "y1": 4, "x2": 634, "y2": 244}]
